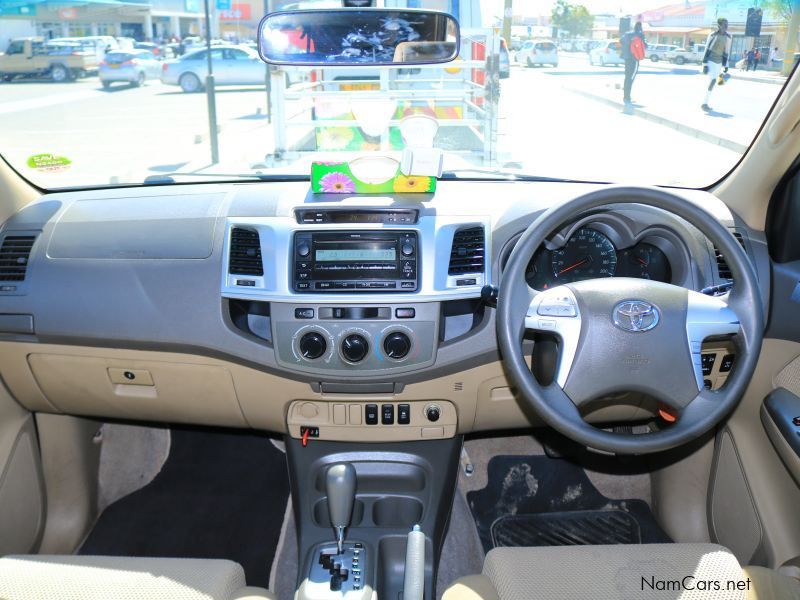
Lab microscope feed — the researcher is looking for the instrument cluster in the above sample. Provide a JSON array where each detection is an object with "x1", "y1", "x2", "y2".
[{"x1": 525, "y1": 226, "x2": 673, "y2": 290}]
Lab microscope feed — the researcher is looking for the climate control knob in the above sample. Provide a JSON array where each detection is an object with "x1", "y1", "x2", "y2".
[
  {"x1": 425, "y1": 404, "x2": 441, "y2": 423},
  {"x1": 341, "y1": 334, "x2": 369, "y2": 363},
  {"x1": 299, "y1": 332, "x2": 327, "y2": 360},
  {"x1": 383, "y1": 332, "x2": 411, "y2": 359}
]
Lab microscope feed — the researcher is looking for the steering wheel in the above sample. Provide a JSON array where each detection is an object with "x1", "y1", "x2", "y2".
[{"x1": 497, "y1": 186, "x2": 764, "y2": 454}]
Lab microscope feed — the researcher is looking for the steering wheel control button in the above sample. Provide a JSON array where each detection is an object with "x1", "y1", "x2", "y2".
[
  {"x1": 398, "y1": 404, "x2": 411, "y2": 424},
  {"x1": 299, "y1": 332, "x2": 327, "y2": 360},
  {"x1": 425, "y1": 404, "x2": 441, "y2": 422},
  {"x1": 381, "y1": 404, "x2": 395, "y2": 425},
  {"x1": 365, "y1": 404, "x2": 379, "y2": 425},
  {"x1": 341, "y1": 334, "x2": 369, "y2": 363},
  {"x1": 384, "y1": 332, "x2": 411, "y2": 359},
  {"x1": 537, "y1": 319, "x2": 557, "y2": 330},
  {"x1": 701, "y1": 353, "x2": 716, "y2": 376},
  {"x1": 295, "y1": 307, "x2": 315, "y2": 319},
  {"x1": 720, "y1": 354, "x2": 735, "y2": 372},
  {"x1": 537, "y1": 294, "x2": 578, "y2": 317}
]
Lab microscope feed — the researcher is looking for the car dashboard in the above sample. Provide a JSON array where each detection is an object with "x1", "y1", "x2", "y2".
[{"x1": 0, "y1": 180, "x2": 768, "y2": 443}]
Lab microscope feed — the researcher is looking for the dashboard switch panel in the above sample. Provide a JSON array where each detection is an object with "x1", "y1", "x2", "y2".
[{"x1": 288, "y1": 400, "x2": 457, "y2": 442}]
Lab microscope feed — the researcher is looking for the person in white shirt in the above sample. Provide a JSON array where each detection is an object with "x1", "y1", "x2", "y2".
[{"x1": 701, "y1": 18, "x2": 732, "y2": 112}]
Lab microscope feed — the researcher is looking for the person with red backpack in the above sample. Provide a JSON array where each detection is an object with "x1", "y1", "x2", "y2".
[{"x1": 621, "y1": 21, "x2": 646, "y2": 106}]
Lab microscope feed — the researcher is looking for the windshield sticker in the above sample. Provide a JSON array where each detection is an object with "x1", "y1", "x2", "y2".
[{"x1": 27, "y1": 153, "x2": 72, "y2": 174}]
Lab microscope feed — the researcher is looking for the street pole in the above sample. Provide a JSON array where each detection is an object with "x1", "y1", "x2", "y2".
[
  {"x1": 782, "y1": 0, "x2": 800, "y2": 76},
  {"x1": 263, "y1": 0, "x2": 271, "y2": 123},
  {"x1": 502, "y1": 0, "x2": 512, "y2": 46},
  {"x1": 204, "y1": 0, "x2": 220, "y2": 164}
]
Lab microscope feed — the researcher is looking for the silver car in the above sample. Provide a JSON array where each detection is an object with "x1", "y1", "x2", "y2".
[
  {"x1": 99, "y1": 50, "x2": 161, "y2": 88},
  {"x1": 160, "y1": 45, "x2": 266, "y2": 93}
]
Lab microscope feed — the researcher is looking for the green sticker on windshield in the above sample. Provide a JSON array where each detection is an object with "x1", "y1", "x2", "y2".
[{"x1": 27, "y1": 153, "x2": 71, "y2": 173}]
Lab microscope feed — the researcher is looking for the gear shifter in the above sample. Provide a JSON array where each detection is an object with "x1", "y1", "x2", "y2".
[{"x1": 326, "y1": 463, "x2": 356, "y2": 554}]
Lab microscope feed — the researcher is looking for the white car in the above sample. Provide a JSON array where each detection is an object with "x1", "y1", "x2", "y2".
[
  {"x1": 589, "y1": 40, "x2": 624, "y2": 66},
  {"x1": 647, "y1": 44, "x2": 679, "y2": 62},
  {"x1": 160, "y1": 45, "x2": 266, "y2": 92},
  {"x1": 517, "y1": 40, "x2": 558, "y2": 67}
]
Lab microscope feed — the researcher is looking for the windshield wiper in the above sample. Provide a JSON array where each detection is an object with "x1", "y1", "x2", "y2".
[{"x1": 143, "y1": 173, "x2": 308, "y2": 184}]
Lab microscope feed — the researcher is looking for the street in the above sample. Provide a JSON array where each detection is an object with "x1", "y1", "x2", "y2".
[{"x1": 0, "y1": 51, "x2": 785, "y2": 189}]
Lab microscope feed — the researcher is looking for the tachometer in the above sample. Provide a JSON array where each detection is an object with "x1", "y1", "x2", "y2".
[{"x1": 550, "y1": 228, "x2": 617, "y2": 283}]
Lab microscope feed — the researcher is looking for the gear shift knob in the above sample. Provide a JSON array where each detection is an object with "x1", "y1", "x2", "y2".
[{"x1": 326, "y1": 463, "x2": 356, "y2": 553}]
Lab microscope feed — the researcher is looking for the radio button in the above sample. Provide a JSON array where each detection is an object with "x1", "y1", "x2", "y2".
[
  {"x1": 297, "y1": 271, "x2": 311, "y2": 280},
  {"x1": 297, "y1": 282, "x2": 310, "y2": 290},
  {"x1": 400, "y1": 281, "x2": 415, "y2": 289},
  {"x1": 317, "y1": 282, "x2": 333, "y2": 289},
  {"x1": 297, "y1": 262, "x2": 310, "y2": 269},
  {"x1": 334, "y1": 282, "x2": 354, "y2": 289},
  {"x1": 401, "y1": 242, "x2": 415, "y2": 256},
  {"x1": 297, "y1": 243, "x2": 311, "y2": 257}
]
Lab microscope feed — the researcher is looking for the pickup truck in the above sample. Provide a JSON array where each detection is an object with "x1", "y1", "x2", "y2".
[
  {"x1": 0, "y1": 37, "x2": 99, "y2": 82},
  {"x1": 666, "y1": 44, "x2": 706, "y2": 65}
]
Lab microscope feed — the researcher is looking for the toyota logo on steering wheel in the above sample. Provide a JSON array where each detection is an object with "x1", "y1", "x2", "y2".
[{"x1": 612, "y1": 300, "x2": 660, "y2": 332}]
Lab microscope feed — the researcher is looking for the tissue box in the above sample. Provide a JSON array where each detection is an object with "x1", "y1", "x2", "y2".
[{"x1": 311, "y1": 161, "x2": 436, "y2": 194}]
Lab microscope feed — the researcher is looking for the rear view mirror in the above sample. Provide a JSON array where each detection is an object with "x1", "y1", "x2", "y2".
[{"x1": 257, "y1": 9, "x2": 459, "y2": 66}]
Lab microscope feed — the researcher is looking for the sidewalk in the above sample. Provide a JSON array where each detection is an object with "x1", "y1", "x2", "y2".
[
  {"x1": 642, "y1": 59, "x2": 787, "y2": 86},
  {"x1": 563, "y1": 70, "x2": 778, "y2": 154}
]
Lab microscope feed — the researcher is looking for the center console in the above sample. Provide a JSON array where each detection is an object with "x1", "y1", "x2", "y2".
[{"x1": 288, "y1": 438, "x2": 461, "y2": 600}]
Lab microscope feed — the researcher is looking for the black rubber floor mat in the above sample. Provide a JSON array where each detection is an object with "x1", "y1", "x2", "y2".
[
  {"x1": 80, "y1": 426, "x2": 289, "y2": 588},
  {"x1": 492, "y1": 510, "x2": 641, "y2": 547},
  {"x1": 467, "y1": 455, "x2": 670, "y2": 552}
]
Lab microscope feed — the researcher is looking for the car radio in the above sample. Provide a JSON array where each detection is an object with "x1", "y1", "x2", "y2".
[{"x1": 293, "y1": 231, "x2": 418, "y2": 292}]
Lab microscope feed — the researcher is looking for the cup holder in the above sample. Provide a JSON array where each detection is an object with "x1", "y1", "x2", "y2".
[
  {"x1": 313, "y1": 498, "x2": 366, "y2": 527},
  {"x1": 372, "y1": 496, "x2": 423, "y2": 528}
]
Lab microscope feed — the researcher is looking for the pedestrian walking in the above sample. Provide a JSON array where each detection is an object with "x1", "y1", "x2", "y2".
[
  {"x1": 754, "y1": 48, "x2": 762, "y2": 71},
  {"x1": 770, "y1": 47, "x2": 780, "y2": 68},
  {"x1": 701, "y1": 18, "x2": 732, "y2": 112},
  {"x1": 746, "y1": 48, "x2": 755, "y2": 71},
  {"x1": 621, "y1": 21, "x2": 646, "y2": 106}
]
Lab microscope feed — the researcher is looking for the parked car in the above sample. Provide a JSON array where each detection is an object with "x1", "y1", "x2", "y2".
[
  {"x1": 646, "y1": 44, "x2": 679, "y2": 62},
  {"x1": 666, "y1": 44, "x2": 706, "y2": 65},
  {"x1": 589, "y1": 40, "x2": 624, "y2": 66},
  {"x1": 160, "y1": 45, "x2": 265, "y2": 92},
  {"x1": 99, "y1": 50, "x2": 161, "y2": 88},
  {"x1": 133, "y1": 42, "x2": 163, "y2": 59},
  {"x1": 517, "y1": 40, "x2": 558, "y2": 67},
  {"x1": 0, "y1": 37, "x2": 98, "y2": 82}
]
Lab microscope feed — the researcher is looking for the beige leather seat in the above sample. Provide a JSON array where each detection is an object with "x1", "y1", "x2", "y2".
[
  {"x1": 0, "y1": 555, "x2": 275, "y2": 600},
  {"x1": 443, "y1": 544, "x2": 800, "y2": 600}
]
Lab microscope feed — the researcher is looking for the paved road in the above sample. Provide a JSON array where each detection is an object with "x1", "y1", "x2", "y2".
[
  {"x1": 0, "y1": 77, "x2": 271, "y2": 187},
  {"x1": 0, "y1": 53, "x2": 784, "y2": 189}
]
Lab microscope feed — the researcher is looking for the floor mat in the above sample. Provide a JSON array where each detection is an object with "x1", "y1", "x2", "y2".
[
  {"x1": 466, "y1": 455, "x2": 670, "y2": 552},
  {"x1": 80, "y1": 426, "x2": 289, "y2": 587}
]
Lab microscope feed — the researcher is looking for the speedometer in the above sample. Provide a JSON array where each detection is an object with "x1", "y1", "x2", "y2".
[{"x1": 551, "y1": 228, "x2": 617, "y2": 283}]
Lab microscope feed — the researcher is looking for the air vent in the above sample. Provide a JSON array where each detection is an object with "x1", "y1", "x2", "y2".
[
  {"x1": 713, "y1": 231, "x2": 745, "y2": 280},
  {"x1": 449, "y1": 226, "x2": 485, "y2": 275},
  {"x1": 0, "y1": 235, "x2": 35, "y2": 281},
  {"x1": 229, "y1": 227, "x2": 264, "y2": 276}
]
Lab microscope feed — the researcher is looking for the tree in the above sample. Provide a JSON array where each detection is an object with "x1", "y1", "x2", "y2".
[
  {"x1": 762, "y1": 0, "x2": 793, "y2": 23},
  {"x1": 550, "y1": 0, "x2": 594, "y2": 38}
]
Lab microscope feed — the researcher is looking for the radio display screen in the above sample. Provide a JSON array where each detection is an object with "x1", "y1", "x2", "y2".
[{"x1": 316, "y1": 248, "x2": 396, "y2": 262}]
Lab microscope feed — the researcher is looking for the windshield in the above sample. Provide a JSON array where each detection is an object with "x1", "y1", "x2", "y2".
[{"x1": 0, "y1": 0, "x2": 793, "y2": 189}]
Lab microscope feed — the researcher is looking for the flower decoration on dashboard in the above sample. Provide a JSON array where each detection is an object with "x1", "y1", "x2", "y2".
[
  {"x1": 393, "y1": 175, "x2": 431, "y2": 193},
  {"x1": 319, "y1": 171, "x2": 356, "y2": 193},
  {"x1": 311, "y1": 161, "x2": 436, "y2": 194}
]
